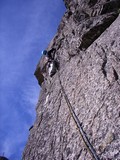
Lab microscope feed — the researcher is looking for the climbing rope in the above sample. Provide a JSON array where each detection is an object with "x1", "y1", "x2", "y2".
[{"x1": 57, "y1": 72, "x2": 100, "y2": 160}]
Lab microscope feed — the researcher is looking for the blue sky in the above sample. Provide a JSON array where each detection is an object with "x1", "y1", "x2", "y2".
[{"x1": 0, "y1": 0, "x2": 65, "y2": 159}]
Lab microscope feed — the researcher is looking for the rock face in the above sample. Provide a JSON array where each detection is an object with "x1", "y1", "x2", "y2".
[
  {"x1": 0, "y1": 157, "x2": 9, "y2": 160},
  {"x1": 23, "y1": 0, "x2": 120, "y2": 159}
]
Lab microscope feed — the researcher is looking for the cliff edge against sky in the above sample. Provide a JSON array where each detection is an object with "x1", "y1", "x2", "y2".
[{"x1": 23, "y1": 0, "x2": 120, "y2": 159}]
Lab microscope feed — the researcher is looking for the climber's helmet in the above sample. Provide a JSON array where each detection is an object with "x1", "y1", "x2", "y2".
[{"x1": 42, "y1": 50, "x2": 48, "y2": 55}]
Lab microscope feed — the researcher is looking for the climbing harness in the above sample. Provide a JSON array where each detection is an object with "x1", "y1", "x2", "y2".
[{"x1": 58, "y1": 73, "x2": 100, "y2": 160}]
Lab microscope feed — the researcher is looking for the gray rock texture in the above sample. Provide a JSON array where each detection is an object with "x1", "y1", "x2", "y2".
[{"x1": 23, "y1": 0, "x2": 120, "y2": 159}]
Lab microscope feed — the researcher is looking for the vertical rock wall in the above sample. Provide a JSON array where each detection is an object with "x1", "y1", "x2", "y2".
[{"x1": 23, "y1": 0, "x2": 120, "y2": 159}]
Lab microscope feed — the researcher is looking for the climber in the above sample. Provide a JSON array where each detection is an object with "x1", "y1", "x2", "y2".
[
  {"x1": 42, "y1": 48, "x2": 58, "y2": 77},
  {"x1": 42, "y1": 48, "x2": 55, "y2": 60}
]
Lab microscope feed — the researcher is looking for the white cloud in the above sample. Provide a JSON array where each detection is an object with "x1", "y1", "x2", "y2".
[
  {"x1": 1, "y1": 123, "x2": 29, "y2": 159},
  {"x1": 21, "y1": 80, "x2": 40, "y2": 117}
]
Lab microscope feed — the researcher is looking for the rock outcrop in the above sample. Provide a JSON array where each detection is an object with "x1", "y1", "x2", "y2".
[
  {"x1": 23, "y1": 0, "x2": 120, "y2": 159},
  {"x1": 0, "y1": 157, "x2": 9, "y2": 160}
]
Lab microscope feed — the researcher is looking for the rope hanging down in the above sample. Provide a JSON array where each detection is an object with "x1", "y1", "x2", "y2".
[{"x1": 58, "y1": 73, "x2": 100, "y2": 160}]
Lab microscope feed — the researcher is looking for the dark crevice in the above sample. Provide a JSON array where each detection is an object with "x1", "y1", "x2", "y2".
[
  {"x1": 61, "y1": 154, "x2": 64, "y2": 160},
  {"x1": 56, "y1": 38, "x2": 64, "y2": 51},
  {"x1": 113, "y1": 67, "x2": 119, "y2": 80},
  {"x1": 101, "y1": 0, "x2": 120, "y2": 15},
  {"x1": 72, "y1": 29, "x2": 75, "y2": 35},
  {"x1": 79, "y1": 13, "x2": 118, "y2": 50}
]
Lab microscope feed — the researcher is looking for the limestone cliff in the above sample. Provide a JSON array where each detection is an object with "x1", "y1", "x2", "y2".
[{"x1": 23, "y1": 0, "x2": 120, "y2": 159}]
